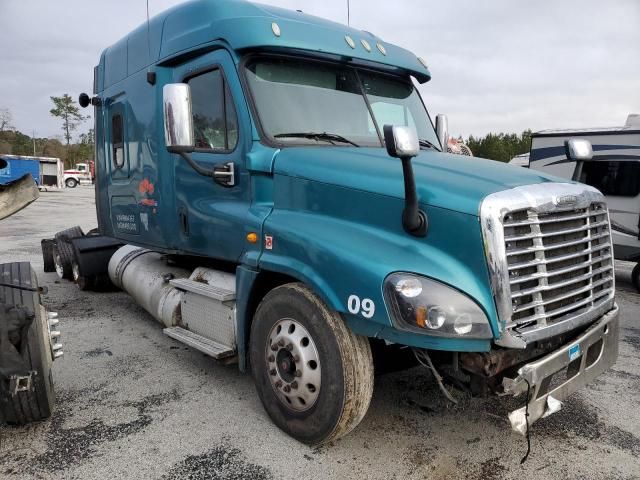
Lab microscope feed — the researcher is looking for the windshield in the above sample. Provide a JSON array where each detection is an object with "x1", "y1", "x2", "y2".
[{"x1": 244, "y1": 57, "x2": 440, "y2": 149}]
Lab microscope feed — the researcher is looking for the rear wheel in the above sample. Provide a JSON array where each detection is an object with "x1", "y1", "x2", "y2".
[
  {"x1": 632, "y1": 263, "x2": 640, "y2": 293},
  {"x1": 0, "y1": 262, "x2": 56, "y2": 424},
  {"x1": 65, "y1": 178, "x2": 77, "y2": 188},
  {"x1": 72, "y1": 260, "x2": 94, "y2": 291},
  {"x1": 53, "y1": 226, "x2": 83, "y2": 280},
  {"x1": 250, "y1": 283, "x2": 374, "y2": 445},
  {"x1": 41, "y1": 239, "x2": 56, "y2": 273}
]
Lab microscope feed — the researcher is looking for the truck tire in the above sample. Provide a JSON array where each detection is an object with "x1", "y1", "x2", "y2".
[
  {"x1": 53, "y1": 226, "x2": 83, "y2": 280},
  {"x1": 250, "y1": 283, "x2": 374, "y2": 445},
  {"x1": 0, "y1": 262, "x2": 56, "y2": 424},
  {"x1": 41, "y1": 239, "x2": 56, "y2": 273},
  {"x1": 65, "y1": 178, "x2": 77, "y2": 188},
  {"x1": 632, "y1": 263, "x2": 640, "y2": 293}
]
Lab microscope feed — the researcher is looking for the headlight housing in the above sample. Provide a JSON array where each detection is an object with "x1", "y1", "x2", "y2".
[{"x1": 383, "y1": 273, "x2": 493, "y2": 339}]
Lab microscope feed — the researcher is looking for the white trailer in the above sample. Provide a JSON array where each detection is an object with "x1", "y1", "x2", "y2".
[
  {"x1": 38, "y1": 157, "x2": 64, "y2": 189},
  {"x1": 528, "y1": 114, "x2": 640, "y2": 290}
]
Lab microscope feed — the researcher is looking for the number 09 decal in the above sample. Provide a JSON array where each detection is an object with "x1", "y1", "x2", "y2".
[{"x1": 347, "y1": 294, "x2": 375, "y2": 319}]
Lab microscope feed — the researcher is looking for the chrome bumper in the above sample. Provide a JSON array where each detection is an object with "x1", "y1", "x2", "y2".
[{"x1": 502, "y1": 304, "x2": 619, "y2": 435}]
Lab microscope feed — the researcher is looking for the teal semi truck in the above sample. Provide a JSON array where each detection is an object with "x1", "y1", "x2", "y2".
[{"x1": 52, "y1": 0, "x2": 618, "y2": 444}]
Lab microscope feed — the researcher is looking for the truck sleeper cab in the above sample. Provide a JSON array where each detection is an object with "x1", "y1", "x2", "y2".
[{"x1": 85, "y1": 0, "x2": 619, "y2": 445}]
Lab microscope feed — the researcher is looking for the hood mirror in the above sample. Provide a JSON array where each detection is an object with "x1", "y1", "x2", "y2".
[
  {"x1": 163, "y1": 84, "x2": 194, "y2": 153},
  {"x1": 435, "y1": 114, "x2": 449, "y2": 152},
  {"x1": 383, "y1": 125, "x2": 427, "y2": 237},
  {"x1": 383, "y1": 125, "x2": 419, "y2": 158}
]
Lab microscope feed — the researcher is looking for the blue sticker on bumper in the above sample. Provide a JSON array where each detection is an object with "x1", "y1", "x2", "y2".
[{"x1": 568, "y1": 343, "x2": 581, "y2": 362}]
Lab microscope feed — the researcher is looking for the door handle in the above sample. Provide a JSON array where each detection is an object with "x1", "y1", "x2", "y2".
[{"x1": 213, "y1": 162, "x2": 235, "y2": 187}]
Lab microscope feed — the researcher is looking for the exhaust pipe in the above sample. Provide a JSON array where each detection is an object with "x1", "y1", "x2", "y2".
[{"x1": 108, "y1": 245, "x2": 190, "y2": 327}]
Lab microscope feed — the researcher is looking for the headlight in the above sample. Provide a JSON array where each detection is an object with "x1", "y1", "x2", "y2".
[{"x1": 383, "y1": 273, "x2": 493, "y2": 339}]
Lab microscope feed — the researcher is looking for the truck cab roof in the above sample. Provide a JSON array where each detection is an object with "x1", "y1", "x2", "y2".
[{"x1": 97, "y1": 0, "x2": 431, "y2": 91}]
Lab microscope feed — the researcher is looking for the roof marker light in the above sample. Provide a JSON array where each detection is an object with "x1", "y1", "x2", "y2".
[
  {"x1": 345, "y1": 35, "x2": 356, "y2": 49},
  {"x1": 271, "y1": 22, "x2": 281, "y2": 37},
  {"x1": 361, "y1": 39, "x2": 371, "y2": 52},
  {"x1": 418, "y1": 57, "x2": 428, "y2": 69},
  {"x1": 376, "y1": 42, "x2": 386, "y2": 55}
]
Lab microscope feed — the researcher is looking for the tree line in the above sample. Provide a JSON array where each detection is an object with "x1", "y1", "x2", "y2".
[
  {"x1": 0, "y1": 95, "x2": 92, "y2": 168},
  {"x1": 464, "y1": 130, "x2": 532, "y2": 162}
]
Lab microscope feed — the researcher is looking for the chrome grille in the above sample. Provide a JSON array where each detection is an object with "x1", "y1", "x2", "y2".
[
  {"x1": 503, "y1": 203, "x2": 614, "y2": 333},
  {"x1": 480, "y1": 183, "x2": 616, "y2": 347}
]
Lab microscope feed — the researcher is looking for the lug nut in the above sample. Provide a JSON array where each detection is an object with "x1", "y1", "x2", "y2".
[
  {"x1": 268, "y1": 355, "x2": 275, "y2": 362},
  {"x1": 286, "y1": 343, "x2": 293, "y2": 351},
  {"x1": 50, "y1": 330, "x2": 61, "y2": 339},
  {"x1": 295, "y1": 370, "x2": 302, "y2": 377},
  {"x1": 283, "y1": 385, "x2": 291, "y2": 393},
  {"x1": 269, "y1": 368, "x2": 277, "y2": 376},
  {"x1": 53, "y1": 343, "x2": 63, "y2": 351},
  {"x1": 278, "y1": 338, "x2": 285, "y2": 347},
  {"x1": 275, "y1": 380, "x2": 283, "y2": 388},
  {"x1": 270, "y1": 344, "x2": 278, "y2": 351},
  {"x1": 54, "y1": 351, "x2": 64, "y2": 359},
  {"x1": 291, "y1": 381, "x2": 298, "y2": 389},
  {"x1": 47, "y1": 312, "x2": 58, "y2": 320}
]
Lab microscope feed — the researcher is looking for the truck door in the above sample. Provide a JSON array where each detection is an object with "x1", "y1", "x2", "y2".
[{"x1": 170, "y1": 49, "x2": 250, "y2": 261}]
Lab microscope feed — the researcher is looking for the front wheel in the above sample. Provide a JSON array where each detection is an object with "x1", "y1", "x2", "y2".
[
  {"x1": 250, "y1": 283, "x2": 374, "y2": 445},
  {"x1": 65, "y1": 178, "x2": 77, "y2": 188}
]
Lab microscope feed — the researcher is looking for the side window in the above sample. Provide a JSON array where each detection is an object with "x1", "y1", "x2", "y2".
[
  {"x1": 582, "y1": 161, "x2": 640, "y2": 197},
  {"x1": 188, "y1": 68, "x2": 238, "y2": 151},
  {"x1": 112, "y1": 114, "x2": 124, "y2": 168},
  {"x1": 368, "y1": 102, "x2": 416, "y2": 134}
]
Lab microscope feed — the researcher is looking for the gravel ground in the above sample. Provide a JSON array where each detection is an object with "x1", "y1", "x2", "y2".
[{"x1": 1, "y1": 186, "x2": 639, "y2": 479}]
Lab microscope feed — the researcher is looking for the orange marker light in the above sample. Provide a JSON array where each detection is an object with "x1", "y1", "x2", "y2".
[
  {"x1": 416, "y1": 306, "x2": 427, "y2": 328},
  {"x1": 247, "y1": 232, "x2": 258, "y2": 243}
]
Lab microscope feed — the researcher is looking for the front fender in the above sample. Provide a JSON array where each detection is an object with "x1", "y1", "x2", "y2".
[{"x1": 259, "y1": 175, "x2": 497, "y2": 352}]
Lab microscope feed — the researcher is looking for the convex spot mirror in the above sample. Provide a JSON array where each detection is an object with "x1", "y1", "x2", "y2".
[
  {"x1": 565, "y1": 138, "x2": 593, "y2": 161},
  {"x1": 383, "y1": 125, "x2": 419, "y2": 158},
  {"x1": 163, "y1": 84, "x2": 194, "y2": 153}
]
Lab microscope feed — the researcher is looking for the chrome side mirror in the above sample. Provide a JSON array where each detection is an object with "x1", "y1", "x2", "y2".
[
  {"x1": 435, "y1": 114, "x2": 449, "y2": 152},
  {"x1": 564, "y1": 138, "x2": 593, "y2": 161},
  {"x1": 383, "y1": 125, "x2": 419, "y2": 158},
  {"x1": 163, "y1": 84, "x2": 194, "y2": 152}
]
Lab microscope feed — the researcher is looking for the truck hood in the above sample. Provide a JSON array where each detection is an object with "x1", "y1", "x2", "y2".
[{"x1": 273, "y1": 147, "x2": 562, "y2": 216}]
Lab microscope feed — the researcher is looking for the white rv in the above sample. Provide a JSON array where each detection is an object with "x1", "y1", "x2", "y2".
[{"x1": 529, "y1": 114, "x2": 640, "y2": 291}]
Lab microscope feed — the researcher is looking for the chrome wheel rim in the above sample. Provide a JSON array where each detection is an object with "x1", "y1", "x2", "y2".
[
  {"x1": 54, "y1": 253, "x2": 64, "y2": 279},
  {"x1": 266, "y1": 318, "x2": 321, "y2": 412}
]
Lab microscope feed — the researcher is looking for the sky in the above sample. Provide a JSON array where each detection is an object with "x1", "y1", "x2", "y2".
[{"x1": 0, "y1": 0, "x2": 638, "y2": 141}]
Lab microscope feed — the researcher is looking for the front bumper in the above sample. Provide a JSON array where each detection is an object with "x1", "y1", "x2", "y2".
[{"x1": 502, "y1": 304, "x2": 619, "y2": 435}]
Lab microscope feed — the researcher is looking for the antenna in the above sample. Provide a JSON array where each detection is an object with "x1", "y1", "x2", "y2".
[
  {"x1": 347, "y1": 0, "x2": 350, "y2": 26},
  {"x1": 146, "y1": 0, "x2": 151, "y2": 60}
]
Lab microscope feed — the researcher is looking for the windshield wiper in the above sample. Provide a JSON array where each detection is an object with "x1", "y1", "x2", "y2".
[
  {"x1": 419, "y1": 139, "x2": 440, "y2": 151},
  {"x1": 274, "y1": 132, "x2": 360, "y2": 147}
]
